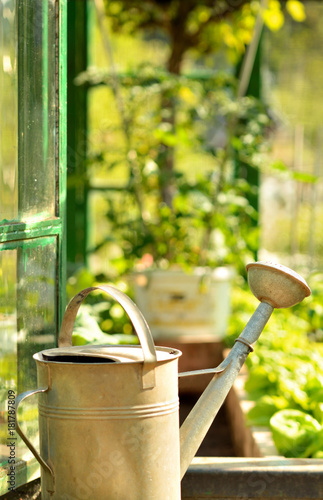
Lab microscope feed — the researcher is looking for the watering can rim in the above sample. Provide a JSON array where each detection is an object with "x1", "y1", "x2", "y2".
[{"x1": 34, "y1": 344, "x2": 182, "y2": 365}]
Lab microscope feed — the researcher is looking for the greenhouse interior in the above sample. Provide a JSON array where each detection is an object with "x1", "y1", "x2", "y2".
[{"x1": 0, "y1": 1, "x2": 323, "y2": 499}]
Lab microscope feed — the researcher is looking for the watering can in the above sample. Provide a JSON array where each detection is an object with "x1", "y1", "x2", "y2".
[{"x1": 16, "y1": 262, "x2": 311, "y2": 499}]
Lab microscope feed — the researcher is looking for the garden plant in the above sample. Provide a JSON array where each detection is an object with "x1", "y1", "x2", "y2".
[
  {"x1": 77, "y1": 0, "x2": 305, "y2": 276},
  {"x1": 226, "y1": 272, "x2": 323, "y2": 458}
]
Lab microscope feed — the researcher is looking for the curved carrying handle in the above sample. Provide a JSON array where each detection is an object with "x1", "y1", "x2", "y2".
[
  {"x1": 16, "y1": 388, "x2": 55, "y2": 493},
  {"x1": 58, "y1": 285, "x2": 157, "y2": 389}
]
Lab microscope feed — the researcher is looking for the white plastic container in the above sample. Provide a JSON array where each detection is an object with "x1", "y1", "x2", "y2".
[{"x1": 133, "y1": 267, "x2": 234, "y2": 339}]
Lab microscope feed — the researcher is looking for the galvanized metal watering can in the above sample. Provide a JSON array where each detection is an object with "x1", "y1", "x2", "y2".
[{"x1": 16, "y1": 262, "x2": 311, "y2": 500}]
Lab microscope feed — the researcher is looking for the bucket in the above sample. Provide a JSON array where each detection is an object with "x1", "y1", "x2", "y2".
[{"x1": 133, "y1": 267, "x2": 234, "y2": 339}]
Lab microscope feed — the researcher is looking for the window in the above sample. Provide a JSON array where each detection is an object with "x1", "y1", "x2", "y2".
[{"x1": 0, "y1": 0, "x2": 66, "y2": 493}]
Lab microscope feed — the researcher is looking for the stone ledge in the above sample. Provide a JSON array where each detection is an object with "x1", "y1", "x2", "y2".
[{"x1": 182, "y1": 457, "x2": 323, "y2": 499}]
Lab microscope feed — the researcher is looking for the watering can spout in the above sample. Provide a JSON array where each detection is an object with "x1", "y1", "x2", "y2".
[{"x1": 179, "y1": 262, "x2": 311, "y2": 479}]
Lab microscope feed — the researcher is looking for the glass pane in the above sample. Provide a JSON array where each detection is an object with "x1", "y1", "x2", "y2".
[
  {"x1": 0, "y1": 237, "x2": 57, "y2": 477},
  {"x1": 17, "y1": 0, "x2": 57, "y2": 220},
  {"x1": 0, "y1": 0, "x2": 57, "y2": 224},
  {"x1": 0, "y1": 0, "x2": 18, "y2": 221}
]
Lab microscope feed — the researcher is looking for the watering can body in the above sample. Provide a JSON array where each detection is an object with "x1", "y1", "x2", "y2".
[
  {"x1": 33, "y1": 345, "x2": 181, "y2": 500},
  {"x1": 15, "y1": 263, "x2": 311, "y2": 499},
  {"x1": 17, "y1": 285, "x2": 183, "y2": 500}
]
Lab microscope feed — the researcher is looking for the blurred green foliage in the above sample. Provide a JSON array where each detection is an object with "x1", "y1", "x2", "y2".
[
  {"x1": 103, "y1": 0, "x2": 306, "y2": 71},
  {"x1": 66, "y1": 268, "x2": 138, "y2": 345},
  {"x1": 80, "y1": 68, "x2": 272, "y2": 276},
  {"x1": 80, "y1": 0, "x2": 307, "y2": 278}
]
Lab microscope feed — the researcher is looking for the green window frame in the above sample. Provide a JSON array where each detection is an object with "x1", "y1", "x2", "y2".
[{"x1": 0, "y1": 0, "x2": 67, "y2": 494}]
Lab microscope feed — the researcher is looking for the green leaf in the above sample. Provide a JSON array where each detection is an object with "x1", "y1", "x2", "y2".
[
  {"x1": 303, "y1": 428, "x2": 323, "y2": 458},
  {"x1": 270, "y1": 409, "x2": 321, "y2": 458},
  {"x1": 314, "y1": 403, "x2": 323, "y2": 425},
  {"x1": 292, "y1": 171, "x2": 317, "y2": 183},
  {"x1": 244, "y1": 365, "x2": 278, "y2": 397},
  {"x1": 247, "y1": 395, "x2": 290, "y2": 426}
]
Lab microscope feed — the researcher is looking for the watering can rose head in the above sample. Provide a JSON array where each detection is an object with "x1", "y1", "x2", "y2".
[{"x1": 246, "y1": 261, "x2": 311, "y2": 309}]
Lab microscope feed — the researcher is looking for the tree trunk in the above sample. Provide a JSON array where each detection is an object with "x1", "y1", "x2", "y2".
[{"x1": 159, "y1": 25, "x2": 187, "y2": 207}]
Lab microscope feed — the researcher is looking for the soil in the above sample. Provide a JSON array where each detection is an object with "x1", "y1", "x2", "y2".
[
  {"x1": 179, "y1": 394, "x2": 236, "y2": 457},
  {"x1": 1, "y1": 479, "x2": 41, "y2": 500}
]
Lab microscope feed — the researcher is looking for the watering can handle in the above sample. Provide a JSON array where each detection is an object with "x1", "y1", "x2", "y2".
[
  {"x1": 16, "y1": 387, "x2": 55, "y2": 493},
  {"x1": 58, "y1": 285, "x2": 157, "y2": 388}
]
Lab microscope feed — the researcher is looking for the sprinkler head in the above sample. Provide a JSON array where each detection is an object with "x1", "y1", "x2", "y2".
[{"x1": 246, "y1": 261, "x2": 311, "y2": 309}]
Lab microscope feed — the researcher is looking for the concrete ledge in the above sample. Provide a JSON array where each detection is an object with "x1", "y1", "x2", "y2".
[{"x1": 182, "y1": 457, "x2": 323, "y2": 499}]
